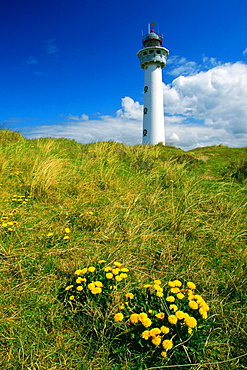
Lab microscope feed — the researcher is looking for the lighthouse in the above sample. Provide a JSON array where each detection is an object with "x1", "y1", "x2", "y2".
[{"x1": 137, "y1": 24, "x2": 169, "y2": 145}]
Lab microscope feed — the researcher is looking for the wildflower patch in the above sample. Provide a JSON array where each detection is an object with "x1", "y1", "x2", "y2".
[{"x1": 61, "y1": 261, "x2": 212, "y2": 367}]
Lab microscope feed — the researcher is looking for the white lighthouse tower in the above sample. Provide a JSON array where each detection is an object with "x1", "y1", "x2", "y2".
[{"x1": 137, "y1": 24, "x2": 169, "y2": 145}]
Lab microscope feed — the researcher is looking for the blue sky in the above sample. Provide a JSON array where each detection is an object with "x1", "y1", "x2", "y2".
[{"x1": 1, "y1": 0, "x2": 247, "y2": 149}]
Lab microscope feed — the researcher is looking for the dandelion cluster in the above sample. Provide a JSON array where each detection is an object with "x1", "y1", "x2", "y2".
[
  {"x1": 64, "y1": 260, "x2": 129, "y2": 304},
  {"x1": 1, "y1": 210, "x2": 18, "y2": 233},
  {"x1": 113, "y1": 278, "x2": 210, "y2": 359},
  {"x1": 11, "y1": 194, "x2": 31, "y2": 206},
  {"x1": 63, "y1": 263, "x2": 210, "y2": 363}
]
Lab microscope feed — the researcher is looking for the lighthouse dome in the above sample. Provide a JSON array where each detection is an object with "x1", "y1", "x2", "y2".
[{"x1": 143, "y1": 30, "x2": 162, "y2": 47}]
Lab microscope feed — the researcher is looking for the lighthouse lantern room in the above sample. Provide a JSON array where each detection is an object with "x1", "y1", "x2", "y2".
[{"x1": 137, "y1": 24, "x2": 169, "y2": 145}]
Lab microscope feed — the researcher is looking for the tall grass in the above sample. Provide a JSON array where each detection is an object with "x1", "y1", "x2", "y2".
[{"x1": 0, "y1": 130, "x2": 246, "y2": 369}]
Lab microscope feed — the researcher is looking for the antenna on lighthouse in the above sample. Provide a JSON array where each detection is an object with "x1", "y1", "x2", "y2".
[{"x1": 148, "y1": 22, "x2": 156, "y2": 34}]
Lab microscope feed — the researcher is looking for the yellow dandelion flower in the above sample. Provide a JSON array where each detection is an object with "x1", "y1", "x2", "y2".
[
  {"x1": 91, "y1": 287, "x2": 102, "y2": 294},
  {"x1": 153, "y1": 279, "x2": 161, "y2": 285},
  {"x1": 170, "y1": 287, "x2": 180, "y2": 294},
  {"x1": 175, "y1": 310, "x2": 186, "y2": 320},
  {"x1": 88, "y1": 282, "x2": 95, "y2": 290},
  {"x1": 187, "y1": 292, "x2": 195, "y2": 300},
  {"x1": 119, "y1": 273, "x2": 128, "y2": 279},
  {"x1": 162, "y1": 339, "x2": 173, "y2": 350},
  {"x1": 195, "y1": 295, "x2": 204, "y2": 304},
  {"x1": 173, "y1": 280, "x2": 182, "y2": 287},
  {"x1": 114, "y1": 312, "x2": 124, "y2": 322},
  {"x1": 142, "y1": 330, "x2": 150, "y2": 340},
  {"x1": 168, "y1": 315, "x2": 178, "y2": 325},
  {"x1": 69, "y1": 295, "x2": 75, "y2": 301},
  {"x1": 125, "y1": 293, "x2": 134, "y2": 299},
  {"x1": 46, "y1": 232, "x2": 54, "y2": 237},
  {"x1": 148, "y1": 309, "x2": 153, "y2": 314},
  {"x1": 161, "y1": 351, "x2": 167, "y2": 358},
  {"x1": 64, "y1": 228, "x2": 71, "y2": 233},
  {"x1": 76, "y1": 286, "x2": 83, "y2": 291},
  {"x1": 115, "y1": 275, "x2": 122, "y2": 282},
  {"x1": 156, "y1": 291, "x2": 164, "y2": 297},
  {"x1": 155, "y1": 312, "x2": 165, "y2": 319},
  {"x1": 189, "y1": 300, "x2": 198, "y2": 310},
  {"x1": 177, "y1": 292, "x2": 185, "y2": 300},
  {"x1": 184, "y1": 316, "x2": 197, "y2": 328},
  {"x1": 106, "y1": 272, "x2": 113, "y2": 279},
  {"x1": 112, "y1": 268, "x2": 120, "y2": 275},
  {"x1": 76, "y1": 277, "x2": 85, "y2": 284},
  {"x1": 113, "y1": 261, "x2": 122, "y2": 267},
  {"x1": 187, "y1": 281, "x2": 196, "y2": 290},
  {"x1": 166, "y1": 296, "x2": 175, "y2": 303},
  {"x1": 188, "y1": 327, "x2": 193, "y2": 335},
  {"x1": 199, "y1": 308, "x2": 208, "y2": 319},
  {"x1": 139, "y1": 312, "x2": 148, "y2": 321},
  {"x1": 98, "y1": 260, "x2": 106, "y2": 263},
  {"x1": 130, "y1": 313, "x2": 139, "y2": 324},
  {"x1": 168, "y1": 281, "x2": 175, "y2": 287},
  {"x1": 88, "y1": 266, "x2": 96, "y2": 273},
  {"x1": 169, "y1": 304, "x2": 178, "y2": 312},
  {"x1": 161, "y1": 326, "x2": 170, "y2": 334},
  {"x1": 94, "y1": 281, "x2": 103, "y2": 287},
  {"x1": 150, "y1": 328, "x2": 161, "y2": 336},
  {"x1": 104, "y1": 266, "x2": 112, "y2": 272},
  {"x1": 74, "y1": 269, "x2": 83, "y2": 275},
  {"x1": 120, "y1": 267, "x2": 129, "y2": 272},
  {"x1": 153, "y1": 284, "x2": 163, "y2": 292},
  {"x1": 152, "y1": 335, "x2": 162, "y2": 346},
  {"x1": 81, "y1": 268, "x2": 88, "y2": 274},
  {"x1": 119, "y1": 303, "x2": 125, "y2": 310},
  {"x1": 65, "y1": 285, "x2": 73, "y2": 291},
  {"x1": 142, "y1": 318, "x2": 152, "y2": 328},
  {"x1": 144, "y1": 284, "x2": 152, "y2": 288},
  {"x1": 199, "y1": 301, "x2": 210, "y2": 311},
  {"x1": 63, "y1": 235, "x2": 69, "y2": 240}
]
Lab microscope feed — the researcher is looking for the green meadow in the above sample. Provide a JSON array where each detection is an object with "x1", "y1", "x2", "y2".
[{"x1": 0, "y1": 129, "x2": 246, "y2": 369}]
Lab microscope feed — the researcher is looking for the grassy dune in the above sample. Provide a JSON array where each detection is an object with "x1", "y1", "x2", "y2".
[{"x1": 0, "y1": 129, "x2": 246, "y2": 369}]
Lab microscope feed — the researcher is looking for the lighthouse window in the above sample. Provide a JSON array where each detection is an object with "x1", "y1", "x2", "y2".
[
  {"x1": 143, "y1": 51, "x2": 147, "y2": 56},
  {"x1": 157, "y1": 50, "x2": 161, "y2": 54},
  {"x1": 144, "y1": 86, "x2": 148, "y2": 93},
  {"x1": 149, "y1": 50, "x2": 154, "y2": 54},
  {"x1": 144, "y1": 107, "x2": 148, "y2": 115}
]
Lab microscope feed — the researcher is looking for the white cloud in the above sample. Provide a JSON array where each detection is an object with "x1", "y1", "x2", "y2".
[
  {"x1": 26, "y1": 56, "x2": 38, "y2": 65},
  {"x1": 67, "y1": 113, "x2": 89, "y2": 121},
  {"x1": 44, "y1": 38, "x2": 58, "y2": 54},
  {"x1": 163, "y1": 61, "x2": 247, "y2": 149},
  {"x1": 116, "y1": 97, "x2": 143, "y2": 120},
  {"x1": 164, "y1": 62, "x2": 247, "y2": 135},
  {"x1": 166, "y1": 55, "x2": 222, "y2": 77},
  {"x1": 166, "y1": 56, "x2": 200, "y2": 77},
  {"x1": 22, "y1": 99, "x2": 142, "y2": 146},
  {"x1": 20, "y1": 61, "x2": 247, "y2": 150},
  {"x1": 202, "y1": 55, "x2": 222, "y2": 69}
]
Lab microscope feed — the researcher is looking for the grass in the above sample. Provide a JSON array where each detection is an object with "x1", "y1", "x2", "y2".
[{"x1": 0, "y1": 129, "x2": 247, "y2": 369}]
